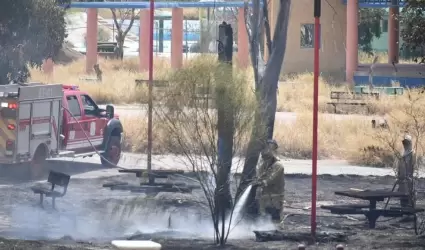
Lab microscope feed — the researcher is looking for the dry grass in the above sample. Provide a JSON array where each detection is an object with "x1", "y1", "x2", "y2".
[
  {"x1": 277, "y1": 73, "x2": 333, "y2": 113},
  {"x1": 358, "y1": 51, "x2": 415, "y2": 64},
  {"x1": 29, "y1": 53, "x2": 425, "y2": 166},
  {"x1": 121, "y1": 113, "x2": 376, "y2": 162},
  {"x1": 276, "y1": 72, "x2": 412, "y2": 116},
  {"x1": 275, "y1": 114, "x2": 375, "y2": 160},
  {"x1": 30, "y1": 57, "x2": 405, "y2": 115},
  {"x1": 30, "y1": 57, "x2": 170, "y2": 104},
  {"x1": 30, "y1": 56, "x2": 251, "y2": 104}
]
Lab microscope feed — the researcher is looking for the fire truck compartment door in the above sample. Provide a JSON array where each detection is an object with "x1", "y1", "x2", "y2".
[{"x1": 17, "y1": 100, "x2": 61, "y2": 157}]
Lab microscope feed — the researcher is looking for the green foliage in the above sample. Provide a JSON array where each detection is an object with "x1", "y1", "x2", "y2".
[
  {"x1": 358, "y1": 8, "x2": 386, "y2": 54},
  {"x1": 0, "y1": 0, "x2": 68, "y2": 85},
  {"x1": 401, "y1": 0, "x2": 425, "y2": 62}
]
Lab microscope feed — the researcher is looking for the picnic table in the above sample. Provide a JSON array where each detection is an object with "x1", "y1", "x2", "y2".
[
  {"x1": 102, "y1": 169, "x2": 200, "y2": 195},
  {"x1": 118, "y1": 168, "x2": 185, "y2": 179},
  {"x1": 322, "y1": 189, "x2": 424, "y2": 229},
  {"x1": 327, "y1": 91, "x2": 379, "y2": 114}
]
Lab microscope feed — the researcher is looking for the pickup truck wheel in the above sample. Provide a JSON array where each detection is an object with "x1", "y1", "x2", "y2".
[
  {"x1": 101, "y1": 136, "x2": 121, "y2": 167},
  {"x1": 29, "y1": 146, "x2": 47, "y2": 180}
]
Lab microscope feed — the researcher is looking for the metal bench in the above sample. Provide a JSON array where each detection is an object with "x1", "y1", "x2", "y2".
[
  {"x1": 97, "y1": 42, "x2": 119, "y2": 59},
  {"x1": 327, "y1": 91, "x2": 380, "y2": 113},
  {"x1": 97, "y1": 42, "x2": 117, "y2": 53},
  {"x1": 31, "y1": 171, "x2": 70, "y2": 209}
]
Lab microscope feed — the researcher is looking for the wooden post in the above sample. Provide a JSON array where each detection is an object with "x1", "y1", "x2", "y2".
[
  {"x1": 86, "y1": 9, "x2": 98, "y2": 73},
  {"x1": 139, "y1": 10, "x2": 150, "y2": 72},
  {"x1": 171, "y1": 8, "x2": 183, "y2": 69},
  {"x1": 237, "y1": 8, "x2": 249, "y2": 68}
]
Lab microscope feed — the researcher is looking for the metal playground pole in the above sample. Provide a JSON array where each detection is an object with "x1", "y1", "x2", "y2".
[{"x1": 311, "y1": 0, "x2": 321, "y2": 238}]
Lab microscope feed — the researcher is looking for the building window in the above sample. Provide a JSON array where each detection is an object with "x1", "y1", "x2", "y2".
[
  {"x1": 381, "y1": 19, "x2": 388, "y2": 33},
  {"x1": 301, "y1": 24, "x2": 319, "y2": 48}
]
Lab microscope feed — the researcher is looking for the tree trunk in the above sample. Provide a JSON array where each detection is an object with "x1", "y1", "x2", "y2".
[
  {"x1": 214, "y1": 24, "x2": 235, "y2": 222},
  {"x1": 116, "y1": 33, "x2": 124, "y2": 60},
  {"x1": 237, "y1": 0, "x2": 291, "y2": 216},
  {"x1": 237, "y1": 119, "x2": 263, "y2": 215},
  {"x1": 214, "y1": 65, "x2": 234, "y2": 241},
  {"x1": 110, "y1": 7, "x2": 136, "y2": 61}
]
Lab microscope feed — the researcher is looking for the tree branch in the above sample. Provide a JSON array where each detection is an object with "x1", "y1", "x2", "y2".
[
  {"x1": 263, "y1": 0, "x2": 273, "y2": 56},
  {"x1": 123, "y1": 8, "x2": 136, "y2": 37},
  {"x1": 267, "y1": 0, "x2": 291, "y2": 78},
  {"x1": 110, "y1": 8, "x2": 121, "y2": 32}
]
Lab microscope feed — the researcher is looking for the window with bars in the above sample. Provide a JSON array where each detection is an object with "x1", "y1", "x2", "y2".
[{"x1": 300, "y1": 24, "x2": 321, "y2": 48}]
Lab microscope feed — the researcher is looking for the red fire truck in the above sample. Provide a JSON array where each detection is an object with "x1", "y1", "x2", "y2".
[{"x1": 0, "y1": 83, "x2": 123, "y2": 178}]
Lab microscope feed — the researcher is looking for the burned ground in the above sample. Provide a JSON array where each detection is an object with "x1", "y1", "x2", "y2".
[{"x1": 0, "y1": 164, "x2": 425, "y2": 249}]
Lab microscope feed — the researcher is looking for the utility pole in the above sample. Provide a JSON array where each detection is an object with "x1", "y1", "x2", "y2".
[
  {"x1": 216, "y1": 21, "x2": 234, "y2": 212},
  {"x1": 147, "y1": 0, "x2": 155, "y2": 184}
]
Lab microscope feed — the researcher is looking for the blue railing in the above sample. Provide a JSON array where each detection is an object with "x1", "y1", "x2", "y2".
[
  {"x1": 68, "y1": 1, "x2": 256, "y2": 9},
  {"x1": 342, "y1": 0, "x2": 406, "y2": 7}
]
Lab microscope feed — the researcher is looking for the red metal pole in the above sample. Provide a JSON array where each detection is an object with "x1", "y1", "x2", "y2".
[
  {"x1": 311, "y1": 0, "x2": 321, "y2": 238},
  {"x1": 147, "y1": 0, "x2": 154, "y2": 183}
]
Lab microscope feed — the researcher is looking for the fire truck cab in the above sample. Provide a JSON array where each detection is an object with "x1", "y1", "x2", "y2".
[{"x1": 0, "y1": 83, "x2": 123, "y2": 178}]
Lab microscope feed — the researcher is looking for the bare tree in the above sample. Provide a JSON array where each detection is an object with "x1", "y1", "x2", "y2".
[
  {"x1": 110, "y1": 1, "x2": 138, "y2": 60},
  {"x1": 153, "y1": 56, "x2": 258, "y2": 245},
  {"x1": 237, "y1": 0, "x2": 291, "y2": 209},
  {"x1": 371, "y1": 90, "x2": 425, "y2": 234}
]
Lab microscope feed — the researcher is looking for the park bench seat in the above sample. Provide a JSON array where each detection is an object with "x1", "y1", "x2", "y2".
[
  {"x1": 388, "y1": 206, "x2": 425, "y2": 214},
  {"x1": 31, "y1": 171, "x2": 70, "y2": 209},
  {"x1": 321, "y1": 204, "x2": 424, "y2": 228},
  {"x1": 321, "y1": 204, "x2": 370, "y2": 214}
]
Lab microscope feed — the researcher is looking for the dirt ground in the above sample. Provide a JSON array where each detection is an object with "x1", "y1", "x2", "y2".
[{"x1": 1, "y1": 161, "x2": 425, "y2": 249}]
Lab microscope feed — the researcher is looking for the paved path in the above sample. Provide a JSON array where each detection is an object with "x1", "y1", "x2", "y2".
[{"x1": 56, "y1": 152, "x2": 408, "y2": 180}]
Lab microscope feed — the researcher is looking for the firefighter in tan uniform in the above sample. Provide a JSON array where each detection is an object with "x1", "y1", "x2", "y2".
[
  {"x1": 398, "y1": 134, "x2": 416, "y2": 208},
  {"x1": 255, "y1": 139, "x2": 285, "y2": 228}
]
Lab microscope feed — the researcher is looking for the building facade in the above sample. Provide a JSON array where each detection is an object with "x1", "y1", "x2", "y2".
[{"x1": 270, "y1": 0, "x2": 347, "y2": 74}]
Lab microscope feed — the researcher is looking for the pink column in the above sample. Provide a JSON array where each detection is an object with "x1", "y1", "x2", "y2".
[
  {"x1": 388, "y1": 6, "x2": 399, "y2": 64},
  {"x1": 86, "y1": 9, "x2": 98, "y2": 73},
  {"x1": 346, "y1": 0, "x2": 358, "y2": 83},
  {"x1": 237, "y1": 8, "x2": 249, "y2": 68},
  {"x1": 139, "y1": 10, "x2": 150, "y2": 72},
  {"x1": 171, "y1": 8, "x2": 184, "y2": 69},
  {"x1": 42, "y1": 58, "x2": 54, "y2": 75}
]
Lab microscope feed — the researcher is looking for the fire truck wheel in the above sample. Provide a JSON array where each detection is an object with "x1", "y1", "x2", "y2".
[
  {"x1": 101, "y1": 136, "x2": 121, "y2": 167},
  {"x1": 29, "y1": 146, "x2": 47, "y2": 180}
]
